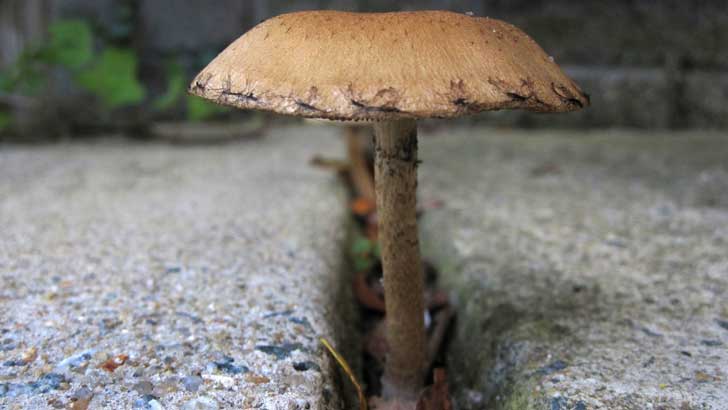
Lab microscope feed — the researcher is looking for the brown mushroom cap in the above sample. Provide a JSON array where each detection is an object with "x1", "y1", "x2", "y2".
[{"x1": 189, "y1": 10, "x2": 589, "y2": 121}]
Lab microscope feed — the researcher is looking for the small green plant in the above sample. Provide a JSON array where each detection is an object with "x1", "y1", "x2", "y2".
[
  {"x1": 46, "y1": 19, "x2": 94, "y2": 69},
  {"x1": 76, "y1": 47, "x2": 146, "y2": 107},
  {"x1": 0, "y1": 17, "x2": 229, "y2": 135},
  {"x1": 350, "y1": 234, "x2": 381, "y2": 272},
  {"x1": 0, "y1": 18, "x2": 146, "y2": 133},
  {"x1": 0, "y1": 19, "x2": 94, "y2": 96},
  {"x1": 153, "y1": 60, "x2": 186, "y2": 111},
  {"x1": 0, "y1": 111, "x2": 11, "y2": 132},
  {"x1": 154, "y1": 58, "x2": 230, "y2": 121},
  {"x1": 186, "y1": 94, "x2": 229, "y2": 122}
]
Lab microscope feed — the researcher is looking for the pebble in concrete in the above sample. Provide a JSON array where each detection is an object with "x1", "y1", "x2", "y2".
[
  {"x1": 0, "y1": 126, "x2": 355, "y2": 409},
  {"x1": 419, "y1": 128, "x2": 728, "y2": 410}
]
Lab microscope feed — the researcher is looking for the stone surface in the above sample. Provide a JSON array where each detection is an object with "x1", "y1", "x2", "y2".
[
  {"x1": 418, "y1": 128, "x2": 728, "y2": 409},
  {"x1": 0, "y1": 126, "x2": 355, "y2": 409},
  {"x1": 138, "y1": 0, "x2": 255, "y2": 53},
  {"x1": 55, "y1": 0, "x2": 123, "y2": 38},
  {"x1": 683, "y1": 71, "x2": 728, "y2": 129}
]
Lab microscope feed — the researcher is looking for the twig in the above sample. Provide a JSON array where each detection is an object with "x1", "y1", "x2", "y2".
[
  {"x1": 346, "y1": 126, "x2": 376, "y2": 202},
  {"x1": 310, "y1": 156, "x2": 350, "y2": 172},
  {"x1": 321, "y1": 337, "x2": 368, "y2": 410},
  {"x1": 425, "y1": 305, "x2": 455, "y2": 372}
]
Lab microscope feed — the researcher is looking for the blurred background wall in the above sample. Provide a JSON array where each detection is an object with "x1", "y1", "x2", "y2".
[{"x1": 1, "y1": 0, "x2": 727, "y2": 138}]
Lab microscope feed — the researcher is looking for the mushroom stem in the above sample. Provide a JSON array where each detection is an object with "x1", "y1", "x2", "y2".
[{"x1": 373, "y1": 118, "x2": 426, "y2": 399}]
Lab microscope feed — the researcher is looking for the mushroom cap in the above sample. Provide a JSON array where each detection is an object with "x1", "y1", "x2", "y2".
[{"x1": 189, "y1": 10, "x2": 589, "y2": 121}]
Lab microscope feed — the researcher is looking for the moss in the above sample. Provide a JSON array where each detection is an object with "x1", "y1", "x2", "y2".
[
  {"x1": 512, "y1": 319, "x2": 569, "y2": 343},
  {"x1": 496, "y1": 381, "x2": 537, "y2": 410}
]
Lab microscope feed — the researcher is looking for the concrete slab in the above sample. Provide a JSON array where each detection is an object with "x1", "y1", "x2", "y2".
[
  {"x1": 0, "y1": 126, "x2": 354, "y2": 409},
  {"x1": 418, "y1": 128, "x2": 728, "y2": 410}
]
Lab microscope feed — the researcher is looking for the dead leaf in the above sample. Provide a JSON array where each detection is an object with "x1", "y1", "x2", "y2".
[
  {"x1": 369, "y1": 396, "x2": 417, "y2": 410},
  {"x1": 346, "y1": 126, "x2": 376, "y2": 202},
  {"x1": 352, "y1": 197, "x2": 377, "y2": 216},
  {"x1": 354, "y1": 272, "x2": 386, "y2": 312},
  {"x1": 426, "y1": 290, "x2": 449, "y2": 310},
  {"x1": 416, "y1": 369, "x2": 452, "y2": 410}
]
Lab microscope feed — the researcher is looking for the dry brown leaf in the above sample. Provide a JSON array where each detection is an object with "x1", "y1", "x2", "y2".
[
  {"x1": 426, "y1": 290, "x2": 450, "y2": 310},
  {"x1": 346, "y1": 126, "x2": 376, "y2": 202},
  {"x1": 416, "y1": 369, "x2": 452, "y2": 410},
  {"x1": 352, "y1": 197, "x2": 377, "y2": 216},
  {"x1": 369, "y1": 396, "x2": 418, "y2": 410},
  {"x1": 354, "y1": 272, "x2": 386, "y2": 312}
]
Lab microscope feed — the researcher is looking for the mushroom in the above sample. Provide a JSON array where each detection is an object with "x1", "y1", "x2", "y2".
[{"x1": 189, "y1": 10, "x2": 588, "y2": 400}]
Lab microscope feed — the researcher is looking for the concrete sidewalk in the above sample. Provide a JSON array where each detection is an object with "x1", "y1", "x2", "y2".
[
  {"x1": 419, "y1": 129, "x2": 728, "y2": 410},
  {"x1": 0, "y1": 126, "x2": 353, "y2": 409},
  {"x1": 3, "y1": 124, "x2": 726, "y2": 409}
]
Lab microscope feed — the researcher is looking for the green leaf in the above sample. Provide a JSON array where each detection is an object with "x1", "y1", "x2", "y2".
[
  {"x1": 351, "y1": 237, "x2": 374, "y2": 256},
  {"x1": 0, "y1": 111, "x2": 11, "y2": 132},
  {"x1": 186, "y1": 95, "x2": 228, "y2": 122},
  {"x1": 153, "y1": 59, "x2": 185, "y2": 111},
  {"x1": 47, "y1": 19, "x2": 93, "y2": 70},
  {"x1": 0, "y1": 71, "x2": 10, "y2": 92},
  {"x1": 353, "y1": 256, "x2": 374, "y2": 272},
  {"x1": 76, "y1": 47, "x2": 146, "y2": 108},
  {"x1": 0, "y1": 56, "x2": 47, "y2": 95},
  {"x1": 15, "y1": 65, "x2": 47, "y2": 95}
]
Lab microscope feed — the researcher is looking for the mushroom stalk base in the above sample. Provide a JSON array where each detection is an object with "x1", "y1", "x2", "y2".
[{"x1": 374, "y1": 119, "x2": 426, "y2": 400}]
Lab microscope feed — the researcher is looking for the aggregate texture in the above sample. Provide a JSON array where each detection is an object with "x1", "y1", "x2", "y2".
[
  {"x1": 418, "y1": 128, "x2": 728, "y2": 410},
  {"x1": 0, "y1": 126, "x2": 355, "y2": 409}
]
